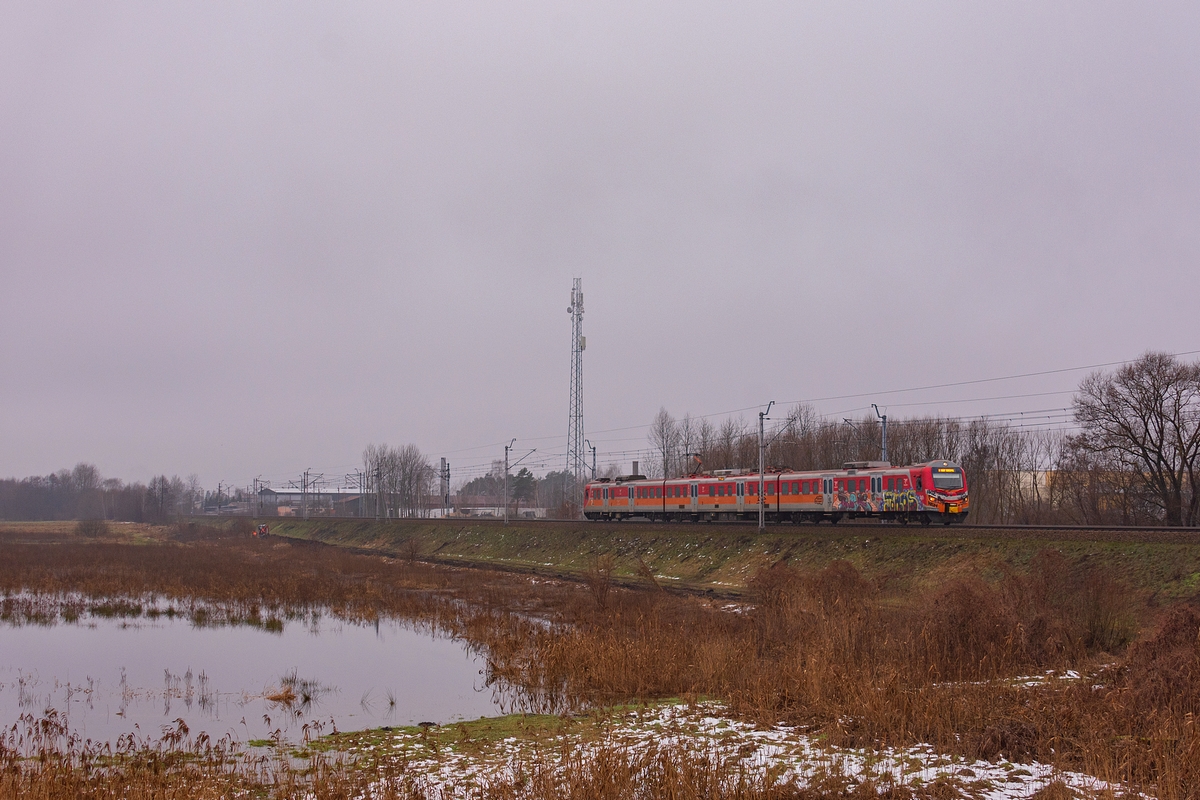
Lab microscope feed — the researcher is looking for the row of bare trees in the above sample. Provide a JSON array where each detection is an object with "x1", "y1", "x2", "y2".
[
  {"x1": 642, "y1": 352, "x2": 1200, "y2": 526},
  {"x1": 361, "y1": 443, "x2": 435, "y2": 519},
  {"x1": 0, "y1": 463, "x2": 205, "y2": 522}
]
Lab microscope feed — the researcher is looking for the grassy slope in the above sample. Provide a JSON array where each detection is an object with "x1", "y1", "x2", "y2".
[{"x1": 263, "y1": 518, "x2": 1200, "y2": 599}]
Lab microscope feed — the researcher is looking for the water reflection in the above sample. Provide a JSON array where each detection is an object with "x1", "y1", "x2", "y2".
[{"x1": 0, "y1": 606, "x2": 528, "y2": 745}]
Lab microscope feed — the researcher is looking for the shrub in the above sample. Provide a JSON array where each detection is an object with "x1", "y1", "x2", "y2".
[{"x1": 74, "y1": 518, "x2": 109, "y2": 539}]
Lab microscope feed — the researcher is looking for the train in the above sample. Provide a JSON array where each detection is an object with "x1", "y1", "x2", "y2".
[{"x1": 583, "y1": 460, "x2": 969, "y2": 525}]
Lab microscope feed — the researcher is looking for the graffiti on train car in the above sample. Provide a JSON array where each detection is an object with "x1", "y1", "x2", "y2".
[
  {"x1": 882, "y1": 489, "x2": 918, "y2": 512},
  {"x1": 833, "y1": 492, "x2": 878, "y2": 512}
]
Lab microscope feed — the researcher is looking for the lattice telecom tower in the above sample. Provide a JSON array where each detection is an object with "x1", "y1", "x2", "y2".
[{"x1": 566, "y1": 278, "x2": 586, "y2": 513}]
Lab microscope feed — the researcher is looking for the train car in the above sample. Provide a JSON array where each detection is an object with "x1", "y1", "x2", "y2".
[{"x1": 582, "y1": 460, "x2": 969, "y2": 525}]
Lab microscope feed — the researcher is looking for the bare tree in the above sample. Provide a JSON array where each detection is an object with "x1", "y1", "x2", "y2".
[
  {"x1": 1071, "y1": 352, "x2": 1200, "y2": 526},
  {"x1": 677, "y1": 413, "x2": 696, "y2": 476},
  {"x1": 648, "y1": 407, "x2": 679, "y2": 478}
]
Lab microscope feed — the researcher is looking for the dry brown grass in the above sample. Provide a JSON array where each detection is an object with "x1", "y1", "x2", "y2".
[{"x1": 0, "y1": 528, "x2": 1196, "y2": 797}]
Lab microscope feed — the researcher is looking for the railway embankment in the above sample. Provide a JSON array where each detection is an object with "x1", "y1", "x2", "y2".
[{"x1": 264, "y1": 517, "x2": 1200, "y2": 599}]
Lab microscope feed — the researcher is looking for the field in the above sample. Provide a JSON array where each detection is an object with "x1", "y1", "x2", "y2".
[{"x1": 1, "y1": 518, "x2": 1198, "y2": 798}]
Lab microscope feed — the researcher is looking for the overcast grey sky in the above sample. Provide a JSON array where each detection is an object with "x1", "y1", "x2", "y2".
[{"x1": 2, "y1": 1, "x2": 1197, "y2": 488}]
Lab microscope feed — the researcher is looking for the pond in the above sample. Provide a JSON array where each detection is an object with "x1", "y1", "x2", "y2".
[{"x1": 0, "y1": 607, "x2": 515, "y2": 746}]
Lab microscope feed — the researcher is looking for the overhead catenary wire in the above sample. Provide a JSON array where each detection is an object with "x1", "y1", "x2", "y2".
[{"x1": 232, "y1": 348, "x2": 1196, "y2": 488}]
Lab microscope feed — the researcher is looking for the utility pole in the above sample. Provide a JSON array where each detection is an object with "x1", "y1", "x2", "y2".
[
  {"x1": 504, "y1": 440, "x2": 536, "y2": 526},
  {"x1": 373, "y1": 466, "x2": 381, "y2": 520},
  {"x1": 504, "y1": 440, "x2": 514, "y2": 525},
  {"x1": 440, "y1": 458, "x2": 450, "y2": 517},
  {"x1": 584, "y1": 438, "x2": 596, "y2": 479},
  {"x1": 872, "y1": 403, "x2": 888, "y2": 463},
  {"x1": 566, "y1": 278, "x2": 586, "y2": 516},
  {"x1": 758, "y1": 401, "x2": 774, "y2": 532}
]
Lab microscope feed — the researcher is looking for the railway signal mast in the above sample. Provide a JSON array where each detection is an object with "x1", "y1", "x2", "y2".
[{"x1": 566, "y1": 279, "x2": 586, "y2": 515}]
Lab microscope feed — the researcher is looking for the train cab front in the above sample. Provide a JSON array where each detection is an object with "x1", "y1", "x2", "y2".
[{"x1": 917, "y1": 460, "x2": 969, "y2": 524}]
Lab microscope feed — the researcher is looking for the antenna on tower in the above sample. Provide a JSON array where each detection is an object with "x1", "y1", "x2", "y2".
[{"x1": 566, "y1": 278, "x2": 586, "y2": 516}]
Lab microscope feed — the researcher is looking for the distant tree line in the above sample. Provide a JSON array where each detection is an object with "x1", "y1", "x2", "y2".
[
  {"x1": 643, "y1": 352, "x2": 1199, "y2": 526},
  {"x1": 456, "y1": 463, "x2": 577, "y2": 516},
  {"x1": 0, "y1": 464, "x2": 205, "y2": 523}
]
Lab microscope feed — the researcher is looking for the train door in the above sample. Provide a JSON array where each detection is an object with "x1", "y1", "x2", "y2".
[
  {"x1": 690, "y1": 482, "x2": 699, "y2": 513},
  {"x1": 822, "y1": 476, "x2": 833, "y2": 512},
  {"x1": 736, "y1": 481, "x2": 744, "y2": 512},
  {"x1": 602, "y1": 486, "x2": 609, "y2": 511},
  {"x1": 628, "y1": 484, "x2": 636, "y2": 511}
]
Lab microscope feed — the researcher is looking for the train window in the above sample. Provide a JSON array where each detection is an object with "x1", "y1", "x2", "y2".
[
  {"x1": 859, "y1": 479, "x2": 866, "y2": 492},
  {"x1": 886, "y1": 478, "x2": 894, "y2": 491},
  {"x1": 916, "y1": 476, "x2": 923, "y2": 490},
  {"x1": 932, "y1": 468, "x2": 964, "y2": 490}
]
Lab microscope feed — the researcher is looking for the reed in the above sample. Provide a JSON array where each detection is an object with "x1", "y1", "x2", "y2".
[{"x1": 0, "y1": 530, "x2": 1194, "y2": 797}]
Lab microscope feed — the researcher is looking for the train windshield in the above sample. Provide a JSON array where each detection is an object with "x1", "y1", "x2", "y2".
[{"x1": 931, "y1": 468, "x2": 964, "y2": 490}]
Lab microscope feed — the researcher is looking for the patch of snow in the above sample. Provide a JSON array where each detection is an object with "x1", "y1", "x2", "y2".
[{"x1": 353, "y1": 702, "x2": 1145, "y2": 800}]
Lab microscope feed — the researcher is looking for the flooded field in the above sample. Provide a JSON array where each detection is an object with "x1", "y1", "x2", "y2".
[{"x1": 0, "y1": 607, "x2": 510, "y2": 745}]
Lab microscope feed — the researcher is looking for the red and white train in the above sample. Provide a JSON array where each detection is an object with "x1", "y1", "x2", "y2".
[{"x1": 583, "y1": 460, "x2": 969, "y2": 525}]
